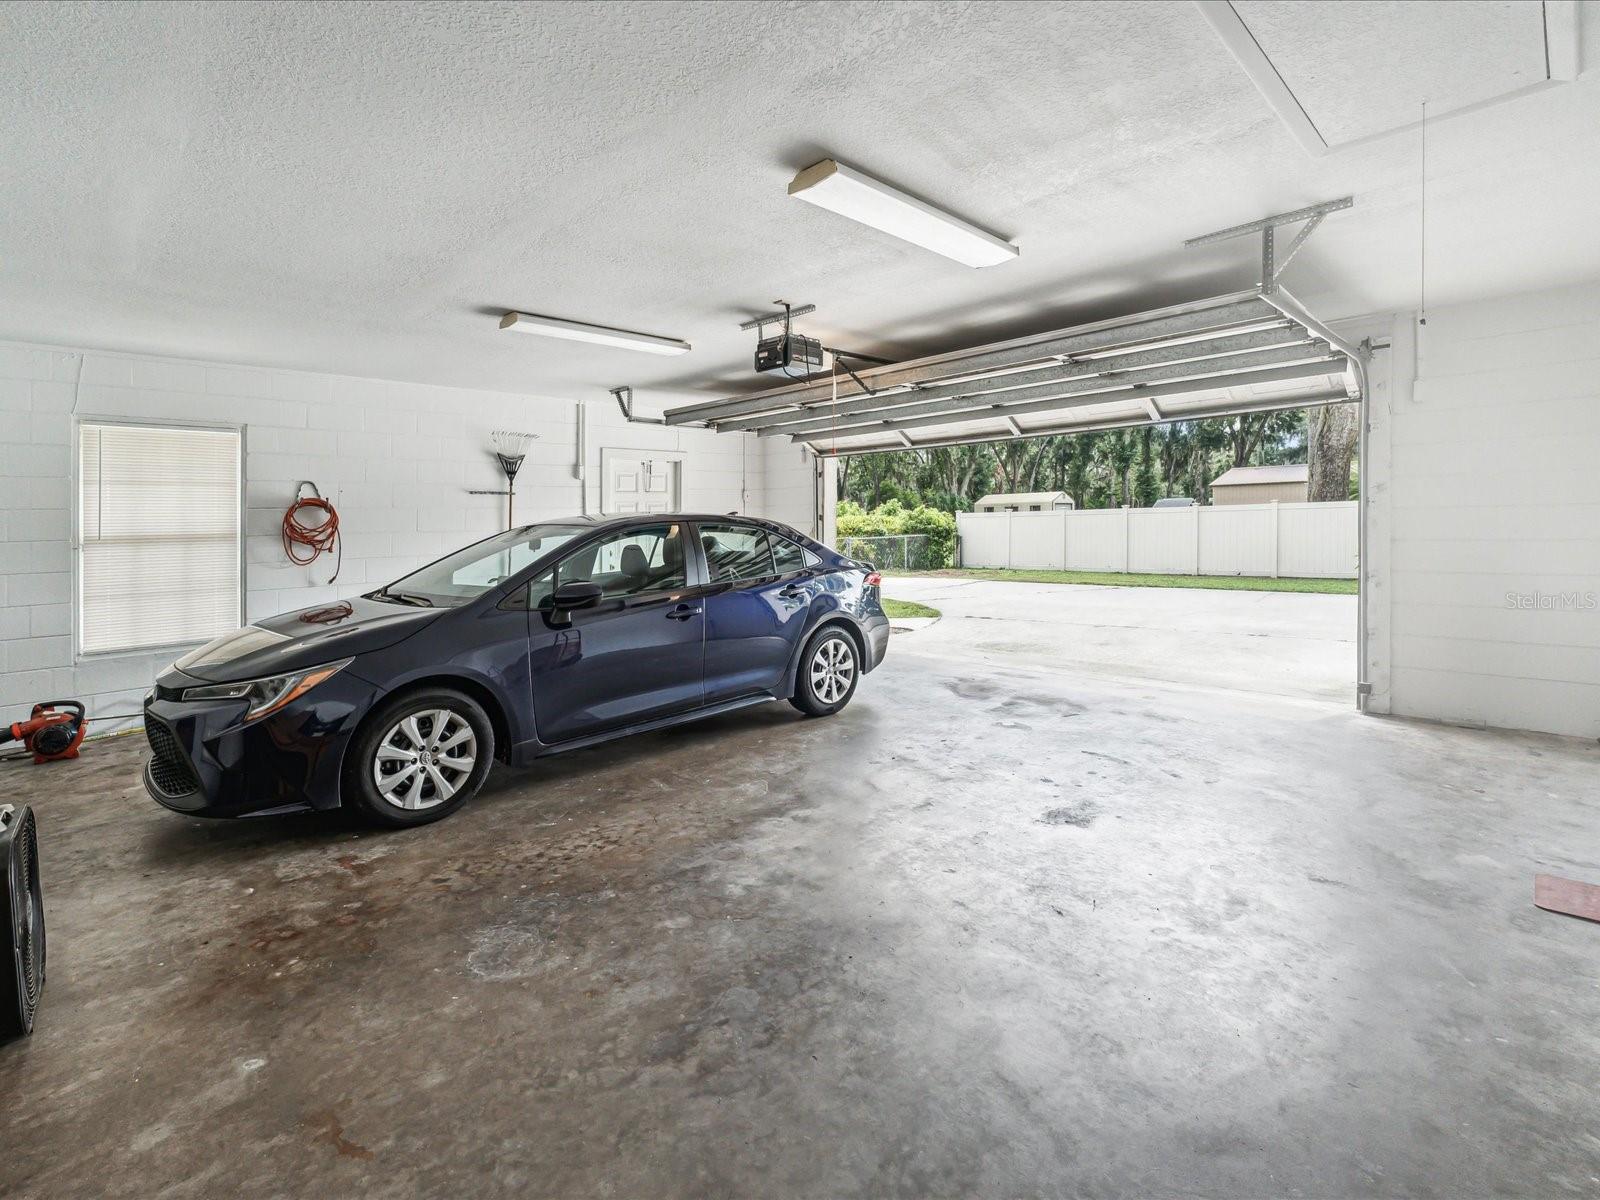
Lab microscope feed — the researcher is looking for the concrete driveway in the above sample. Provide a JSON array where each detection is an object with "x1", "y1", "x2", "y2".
[{"x1": 884, "y1": 574, "x2": 1357, "y2": 705}]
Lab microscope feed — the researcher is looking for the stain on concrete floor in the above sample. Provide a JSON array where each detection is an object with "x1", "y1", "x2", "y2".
[
  {"x1": 1039, "y1": 801, "x2": 1099, "y2": 827},
  {"x1": 2, "y1": 630, "x2": 1599, "y2": 1198}
]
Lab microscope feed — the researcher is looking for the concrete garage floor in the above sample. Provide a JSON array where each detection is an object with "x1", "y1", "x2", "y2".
[{"x1": 4, "y1": 586, "x2": 1600, "y2": 1198}]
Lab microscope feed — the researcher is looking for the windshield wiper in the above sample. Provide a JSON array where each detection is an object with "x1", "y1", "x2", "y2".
[{"x1": 375, "y1": 589, "x2": 434, "y2": 607}]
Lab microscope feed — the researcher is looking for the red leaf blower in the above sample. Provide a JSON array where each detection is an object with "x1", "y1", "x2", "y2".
[{"x1": 1, "y1": 701, "x2": 86, "y2": 764}]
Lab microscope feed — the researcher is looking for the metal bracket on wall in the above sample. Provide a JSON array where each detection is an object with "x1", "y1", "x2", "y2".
[
  {"x1": 829, "y1": 354, "x2": 880, "y2": 397},
  {"x1": 1184, "y1": 197, "x2": 1353, "y2": 295},
  {"x1": 738, "y1": 303, "x2": 817, "y2": 333},
  {"x1": 610, "y1": 385, "x2": 664, "y2": 425}
]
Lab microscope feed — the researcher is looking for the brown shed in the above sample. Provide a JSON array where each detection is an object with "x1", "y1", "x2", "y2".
[{"x1": 1208, "y1": 463, "x2": 1309, "y2": 505}]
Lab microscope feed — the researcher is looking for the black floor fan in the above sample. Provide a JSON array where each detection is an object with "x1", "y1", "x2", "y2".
[{"x1": 1, "y1": 804, "x2": 44, "y2": 1037}]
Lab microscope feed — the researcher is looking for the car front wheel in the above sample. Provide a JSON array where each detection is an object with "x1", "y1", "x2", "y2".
[
  {"x1": 343, "y1": 688, "x2": 495, "y2": 827},
  {"x1": 789, "y1": 627, "x2": 860, "y2": 717}
]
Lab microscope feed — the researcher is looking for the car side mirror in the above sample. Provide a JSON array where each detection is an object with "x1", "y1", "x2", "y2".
[
  {"x1": 547, "y1": 580, "x2": 604, "y2": 626},
  {"x1": 553, "y1": 581, "x2": 603, "y2": 610}
]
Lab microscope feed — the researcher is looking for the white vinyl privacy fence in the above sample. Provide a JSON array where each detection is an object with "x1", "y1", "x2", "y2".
[{"x1": 957, "y1": 501, "x2": 1357, "y2": 579}]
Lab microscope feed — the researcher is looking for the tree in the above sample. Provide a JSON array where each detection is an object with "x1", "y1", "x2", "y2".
[
  {"x1": 1228, "y1": 414, "x2": 1265, "y2": 466},
  {"x1": 1223, "y1": 410, "x2": 1299, "y2": 469},
  {"x1": 957, "y1": 445, "x2": 995, "y2": 505},
  {"x1": 835, "y1": 402, "x2": 1314, "y2": 514},
  {"x1": 1186, "y1": 421, "x2": 1230, "y2": 505},
  {"x1": 851, "y1": 452, "x2": 907, "y2": 508},
  {"x1": 1156, "y1": 424, "x2": 1185, "y2": 496},
  {"x1": 1307, "y1": 403, "x2": 1360, "y2": 502},
  {"x1": 1134, "y1": 428, "x2": 1161, "y2": 507},
  {"x1": 1040, "y1": 435, "x2": 1075, "y2": 494},
  {"x1": 925, "y1": 445, "x2": 994, "y2": 506},
  {"x1": 1105, "y1": 431, "x2": 1137, "y2": 506},
  {"x1": 1066, "y1": 433, "x2": 1096, "y2": 510},
  {"x1": 993, "y1": 439, "x2": 1047, "y2": 493}
]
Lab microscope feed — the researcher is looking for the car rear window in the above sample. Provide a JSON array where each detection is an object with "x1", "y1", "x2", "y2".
[
  {"x1": 770, "y1": 533, "x2": 818, "y2": 573},
  {"x1": 700, "y1": 523, "x2": 774, "y2": 582}
]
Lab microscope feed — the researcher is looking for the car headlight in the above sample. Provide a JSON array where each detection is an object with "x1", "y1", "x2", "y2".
[{"x1": 181, "y1": 659, "x2": 352, "y2": 722}]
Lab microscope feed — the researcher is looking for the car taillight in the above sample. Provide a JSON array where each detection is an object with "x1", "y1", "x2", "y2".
[{"x1": 864, "y1": 572, "x2": 882, "y2": 588}]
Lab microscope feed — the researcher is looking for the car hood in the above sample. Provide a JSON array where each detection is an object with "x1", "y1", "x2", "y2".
[{"x1": 173, "y1": 595, "x2": 444, "y2": 683}]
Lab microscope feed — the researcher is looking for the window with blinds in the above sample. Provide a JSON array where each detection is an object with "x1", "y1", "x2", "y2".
[{"x1": 78, "y1": 422, "x2": 242, "y2": 655}]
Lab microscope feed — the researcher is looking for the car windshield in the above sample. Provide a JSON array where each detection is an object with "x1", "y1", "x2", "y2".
[{"x1": 374, "y1": 524, "x2": 588, "y2": 607}]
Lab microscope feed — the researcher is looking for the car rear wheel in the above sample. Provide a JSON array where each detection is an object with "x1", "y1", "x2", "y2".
[
  {"x1": 789, "y1": 627, "x2": 859, "y2": 717},
  {"x1": 343, "y1": 688, "x2": 494, "y2": 828}
]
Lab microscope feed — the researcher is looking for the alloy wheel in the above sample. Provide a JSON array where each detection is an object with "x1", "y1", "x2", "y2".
[
  {"x1": 372, "y1": 709, "x2": 478, "y2": 811},
  {"x1": 809, "y1": 637, "x2": 855, "y2": 705}
]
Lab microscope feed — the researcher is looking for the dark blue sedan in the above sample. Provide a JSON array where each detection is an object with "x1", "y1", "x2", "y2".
[{"x1": 142, "y1": 514, "x2": 889, "y2": 826}]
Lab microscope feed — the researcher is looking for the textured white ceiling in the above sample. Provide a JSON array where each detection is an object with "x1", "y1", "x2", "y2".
[
  {"x1": 1233, "y1": 0, "x2": 1549, "y2": 144},
  {"x1": 0, "y1": 1, "x2": 1596, "y2": 409}
]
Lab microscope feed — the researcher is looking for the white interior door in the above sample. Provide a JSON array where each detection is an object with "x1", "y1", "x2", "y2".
[{"x1": 603, "y1": 453, "x2": 681, "y2": 514}]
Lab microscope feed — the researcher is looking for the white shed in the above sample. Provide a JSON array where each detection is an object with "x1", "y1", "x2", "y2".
[{"x1": 975, "y1": 491, "x2": 1076, "y2": 513}]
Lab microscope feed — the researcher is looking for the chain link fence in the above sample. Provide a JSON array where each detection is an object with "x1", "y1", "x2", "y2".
[{"x1": 837, "y1": 533, "x2": 936, "y2": 572}]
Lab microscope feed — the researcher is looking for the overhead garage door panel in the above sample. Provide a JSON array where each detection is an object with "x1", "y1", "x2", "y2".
[
  {"x1": 809, "y1": 365, "x2": 1351, "y2": 454},
  {"x1": 665, "y1": 291, "x2": 1358, "y2": 456}
]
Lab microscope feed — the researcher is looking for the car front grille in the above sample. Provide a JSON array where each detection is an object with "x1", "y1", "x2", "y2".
[{"x1": 144, "y1": 715, "x2": 200, "y2": 798}]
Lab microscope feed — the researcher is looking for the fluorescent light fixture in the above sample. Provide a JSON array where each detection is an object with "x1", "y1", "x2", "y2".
[
  {"x1": 499, "y1": 311, "x2": 691, "y2": 356},
  {"x1": 788, "y1": 159, "x2": 1019, "y2": 268}
]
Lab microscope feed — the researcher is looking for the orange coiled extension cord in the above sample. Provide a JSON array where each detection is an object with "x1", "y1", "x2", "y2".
[{"x1": 282, "y1": 483, "x2": 341, "y2": 581}]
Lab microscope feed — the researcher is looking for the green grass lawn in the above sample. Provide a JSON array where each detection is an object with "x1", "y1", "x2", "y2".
[
  {"x1": 882, "y1": 598, "x2": 942, "y2": 619},
  {"x1": 910, "y1": 568, "x2": 1356, "y2": 595}
]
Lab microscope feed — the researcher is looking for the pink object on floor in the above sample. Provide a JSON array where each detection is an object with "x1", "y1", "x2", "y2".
[{"x1": 1535, "y1": 874, "x2": 1600, "y2": 924}]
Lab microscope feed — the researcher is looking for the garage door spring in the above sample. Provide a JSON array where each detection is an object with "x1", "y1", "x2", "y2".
[{"x1": 282, "y1": 481, "x2": 341, "y2": 581}]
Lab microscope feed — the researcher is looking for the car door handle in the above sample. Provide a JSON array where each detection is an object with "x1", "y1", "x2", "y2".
[
  {"x1": 778, "y1": 584, "x2": 807, "y2": 597},
  {"x1": 666, "y1": 604, "x2": 702, "y2": 620}
]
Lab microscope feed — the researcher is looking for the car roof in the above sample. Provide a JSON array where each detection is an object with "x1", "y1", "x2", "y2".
[{"x1": 520, "y1": 513, "x2": 812, "y2": 536}]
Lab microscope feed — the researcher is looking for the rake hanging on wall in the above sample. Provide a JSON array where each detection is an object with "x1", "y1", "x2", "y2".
[{"x1": 468, "y1": 429, "x2": 540, "y2": 529}]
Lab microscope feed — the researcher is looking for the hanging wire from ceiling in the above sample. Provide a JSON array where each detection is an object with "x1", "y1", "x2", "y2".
[
  {"x1": 1419, "y1": 99, "x2": 1429, "y2": 329},
  {"x1": 739, "y1": 422, "x2": 748, "y2": 512},
  {"x1": 830, "y1": 351, "x2": 840, "y2": 459}
]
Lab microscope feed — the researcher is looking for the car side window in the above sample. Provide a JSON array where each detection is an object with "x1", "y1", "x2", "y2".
[
  {"x1": 558, "y1": 524, "x2": 687, "y2": 600},
  {"x1": 499, "y1": 567, "x2": 555, "y2": 612},
  {"x1": 769, "y1": 534, "x2": 818, "y2": 574},
  {"x1": 527, "y1": 568, "x2": 555, "y2": 609},
  {"x1": 699, "y1": 523, "x2": 775, "y2": 583}
]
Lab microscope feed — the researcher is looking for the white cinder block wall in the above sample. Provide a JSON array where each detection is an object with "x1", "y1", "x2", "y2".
[
  {"x1": 761, "y1": 437, "x2": 834, "y2": 542},
  {"x1": 1366, "y1": 280, "x2": 1600, "y2": 739},
  {"x1": 0, "y1": 339, "x2": 827, "y2": 735}
]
